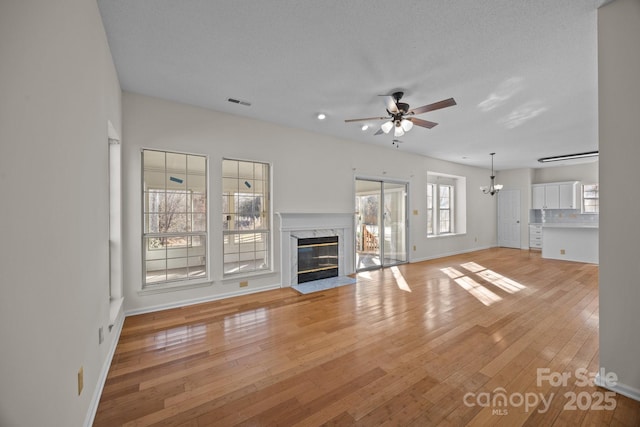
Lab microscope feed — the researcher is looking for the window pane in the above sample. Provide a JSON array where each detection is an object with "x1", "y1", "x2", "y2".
[
  {"x1": 145, "y1": 213, "x2": 160, "y2": 233},
  {"x1": 238, "y1": 161, "x2": 254, "y2": 179},
  {"x1": 165, "y1": 213, "x2": 188, "y2": 233},
  {"x1": 222, "y1": 159, "x2": 270, "y2": 276},
  {"x1": 440, "y1": 209, "x2": 451, "y2": 233},
  {"x1": 166, "y1": 152, "x2": 186, "y2": 174},
  {"x1": 187, "y1": 154, "x2": 206, "y2": 175},
  {"x1": 166, "y1": 173, "x2": 186, "y2": 191},
  {"x1": 143, "y1": 150, "x2": 165, "y2": 171},
  {"x1": 192, "y1": 213, "x2": 207, "y2": 232},
  {"x1": 145, "y1": 259, "x2": 166, "y2": 284},
  {"x1": 143, "y1": 149, "x2": 207, "y2": 287},
  {"x1": 189, "y1": 173, "x2": 206, "y2": 193},
  {"x1": 192, "y1": 193, "x2": 206, "y2": 213},
  {"x1": 439, "y1": 186, "x2": 450, "y2": 209},
  {"x1": 582, "y1": 184, "x2": 599, "y2": 213},
  {"x1": 165, "y1": 235, "x2": 188, "y2": 249},
  {"x1": 144, "y1": 171, "x2": 165, "y2": 192}
]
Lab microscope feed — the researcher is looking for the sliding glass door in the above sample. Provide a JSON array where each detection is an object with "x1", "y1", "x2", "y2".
[{"x1": 355, "y1": 179, "x2": 407, "y2": 271}]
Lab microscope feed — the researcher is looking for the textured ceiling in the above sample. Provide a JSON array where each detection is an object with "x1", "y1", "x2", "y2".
[{"x1": 97, "y1": 0, "x2": 606, "y2": 170}]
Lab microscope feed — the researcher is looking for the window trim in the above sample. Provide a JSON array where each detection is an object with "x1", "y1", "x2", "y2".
[
  {"x1": 438, "y1": 184, "x2": 454, "y2": 234},
  {"x1": 427, "y1": 172, "x2": 466, "y2": 238},
  {"x1": 582, "y1": 183, "x2": 599, "y2": 214},
  {"x1": 141, "y1": 148, "x2": 209, "y2": 290},
  {"x1": 428, "y1": 182, "x2": 456, "y2": 236},
  {"x1": 222, "y1": 158, "x2": 273, "y2": 278}
]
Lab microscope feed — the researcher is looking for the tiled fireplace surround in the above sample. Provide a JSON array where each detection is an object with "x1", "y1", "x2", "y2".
[{"x1": 277, "y1": 213, "x2": 355, "y2": 286}]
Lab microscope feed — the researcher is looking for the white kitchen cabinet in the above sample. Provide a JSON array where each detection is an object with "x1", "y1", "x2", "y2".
[
  {"x1": 532, "y1": 182, "x2": 578, "y2": 209},
  {"x1": 529, "y1": 224, "x2": 543, "y2": 249},
  {"x1": 532, "y1": 184, "x2": 559, "y2": 209},
  {"x1": 532, "y1": 186, "x2": 545, "y2": 210},
  {"x1": 559, "y1": 182, "x2": 578, "y2": 209}
]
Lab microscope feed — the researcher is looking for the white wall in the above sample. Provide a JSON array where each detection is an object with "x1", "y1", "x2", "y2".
[
  {"x1": 0, "y1": 1, "x2": 122, "y2": 426},
  {"x1": 122, "y1": 92, "x2": 497, "y2": 313},
  {"x1": 598, "y1": 0, "x2": 640, "y2": 400},
  {"x1": 533, "y1": 161, "x2": 599, "y2": 184}
]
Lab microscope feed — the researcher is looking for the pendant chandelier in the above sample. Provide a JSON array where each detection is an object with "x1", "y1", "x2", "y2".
[{"x1": 480, "y1": 153, "x2": 503, "y2": 196}]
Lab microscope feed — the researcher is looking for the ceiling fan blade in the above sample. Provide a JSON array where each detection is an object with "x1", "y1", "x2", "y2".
[
  {"x1": 344, "y1": 116, "x2": 389, "y2": 123},
  {"x1": 408, "y1": 97, "x2": 457, "y2": 115},
  {"x1": 381, "y1": 95, "x2": 400, "y2": 114},
  {"x1": 409, "y1": 117, "x2": 438, "y2": 129},
  {"x1": 374, "y1": 128, "x2": 384, "y2": 136}
]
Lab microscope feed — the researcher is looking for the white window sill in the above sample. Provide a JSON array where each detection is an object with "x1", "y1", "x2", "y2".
[
  {"x1": 138, "y1": 279, "x2": 213, "y2": 296},
  {"x1": 221, "y1": 269, "x2": 277, "y2": 283},
  {"x1": 427, "y1": 232, "x2": 465, "y2": 239},
  {"x1": 109, "y1": 297, "x2": 124, "y2": 330}
]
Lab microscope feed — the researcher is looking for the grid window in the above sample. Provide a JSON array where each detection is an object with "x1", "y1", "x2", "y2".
[
  {"x1": 142, "y1": 149, "x2": 207, "y2": 286},
  {"x1": 222, "y1": 159, "x2": 270, "y2": 276},
  {"x1": 439, "y1": 185, "x2": 452, "y2": 233},
  {"x1": 428, "y1": 183, "x2": 455, "y2": 236},
  {"x1": 427, "y1": 184, "x2": 434, "y2": 235},
  {"x1": 583, "y1": 184, "x2": 599, "y2": 213}
]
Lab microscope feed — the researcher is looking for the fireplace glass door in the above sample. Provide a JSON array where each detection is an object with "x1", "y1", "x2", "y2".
[{"x1": 355, "y1": 179, "x2": 407, "y2": 271}]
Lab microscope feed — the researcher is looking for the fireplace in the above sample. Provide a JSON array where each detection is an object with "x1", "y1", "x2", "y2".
[
  {"x1": 297, "y1": 236, "x2": 339, "y2": 283},
  {"x1": 277, "y1": 212, "x2": 354, "y2": 287}
]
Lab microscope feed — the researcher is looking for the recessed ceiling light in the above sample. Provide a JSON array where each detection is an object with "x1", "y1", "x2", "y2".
[
  {"x1": 317, "y1": 113, "x2": 326, "y2": 120},
  {"x1": 361, "y1": 125, "x2": 369, "y2": 131}
]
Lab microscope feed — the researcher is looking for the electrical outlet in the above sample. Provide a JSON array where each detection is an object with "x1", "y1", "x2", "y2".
[
  {"x1": 560, "y1": 249, "x2": 566, "y2": 255},
  {"x1": 413, "y1": 245, "x2": 416, "y2": 251},
  {"x1": 413, "y1": 210, "x2": 419, "y2": 215},
  {"x1": 240, "y1": 281, "x2": 248, "y2": 288},
  {"x1": 98, "y1": 326, "x2": 104, "y2": 345},
  {"x1": 78, "y1": 367, "x2": 84, "y2": 395}
]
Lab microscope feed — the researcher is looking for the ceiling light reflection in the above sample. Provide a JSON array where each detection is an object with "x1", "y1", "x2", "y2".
[{"x1": 478, "y1": 77, "x2": 524, "y2": 112}]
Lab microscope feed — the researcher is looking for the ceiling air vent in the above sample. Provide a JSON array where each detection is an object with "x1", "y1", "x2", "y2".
[{"x1": 227, "y1": 98, "x2": 251, "y2": 107}]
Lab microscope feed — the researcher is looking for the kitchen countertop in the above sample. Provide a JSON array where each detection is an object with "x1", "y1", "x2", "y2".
[
  {"x1": 529, "y1": 222, "x2": 598, "y2": 229},
  {"x1": 541, "y1": 223, "x2": 599, "y2": 229}
]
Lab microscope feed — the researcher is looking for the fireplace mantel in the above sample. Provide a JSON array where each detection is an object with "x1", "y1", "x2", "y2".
[{"x1": 277, "y1": 213, "x2": 355, "y2": 286}]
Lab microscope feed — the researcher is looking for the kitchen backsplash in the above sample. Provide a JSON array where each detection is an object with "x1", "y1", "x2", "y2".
[{"x1": 529, "y1": 209, "x2": 599, "y2": 224}]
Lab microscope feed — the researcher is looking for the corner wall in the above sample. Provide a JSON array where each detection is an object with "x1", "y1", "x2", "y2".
[
  {"x1": 0, "y1": 1, "x2": 123, "y2": 425},
  {"x1": 598, "y1": 0, "x2": 640, "y2": 401}
]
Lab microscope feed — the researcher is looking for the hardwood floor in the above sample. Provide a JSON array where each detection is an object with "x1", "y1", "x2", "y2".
[{"x1": 94, "y1": 248, "x2": 640, "y2": 426}]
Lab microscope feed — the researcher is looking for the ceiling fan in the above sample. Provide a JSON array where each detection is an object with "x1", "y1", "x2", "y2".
[{"x1": 345, "y1": 91, "x2": 457, "y2": 137}]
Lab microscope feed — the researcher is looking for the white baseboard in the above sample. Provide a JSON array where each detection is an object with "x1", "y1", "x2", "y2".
[
  {"x1": 595, "y1": 373, "x2": 640, "y2": 402},
  {"x1": 410, "y1": 245, "x2": 494, "y2": 264},
  {"x1": 83, "y1": 306, "x2": 125, "y2": 427},
  {"x1": 125, "y1": 283, "x2": 282, "y2": 316}
]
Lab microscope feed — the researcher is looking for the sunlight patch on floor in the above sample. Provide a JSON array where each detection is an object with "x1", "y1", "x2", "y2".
[
  {"x1": 390, "y1": 266, "x2": 411, "y2": 292},
  {"x1": 478, "y1": 269, "x2": 526, "y2": 293},
  {"x1": 454, "y1": 276, "x2": 503, "y2": 306},
  {"x1": 443, "y1": 261, "x2": 526, "y2": 306},
  {"x1": 460, "y1": 261, "x2": 486, "y2": 273},
  {"x1": 440, "y1": 267, "x2": 465, "y2": 279}
]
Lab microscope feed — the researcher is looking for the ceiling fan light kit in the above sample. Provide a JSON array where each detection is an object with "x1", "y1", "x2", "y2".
[{"x1": 345, "y1": 91, "x2": 456, "y2": 141}]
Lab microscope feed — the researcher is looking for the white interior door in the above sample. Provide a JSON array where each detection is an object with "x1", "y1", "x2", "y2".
[{"x1": 497, "y1": 189, "x2": 521, "y2": 249}]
